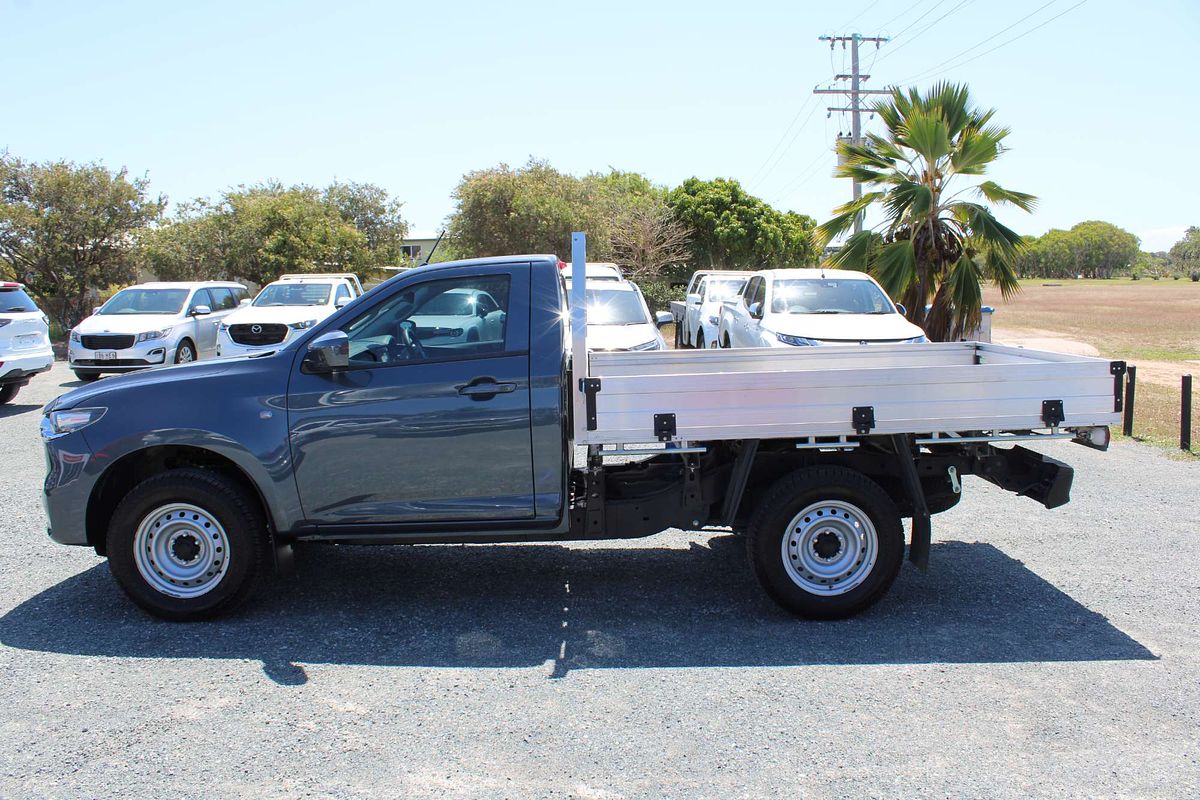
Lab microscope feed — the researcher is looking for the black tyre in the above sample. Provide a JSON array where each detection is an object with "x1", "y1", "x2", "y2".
[
  {"x1": 106, "y1": 467, "x2": 270, "y2": 621},
  {"x1": 73, "y1": 371, "x2": 101, "y2": 382},
  {"x1": 722, "y1": 333, "x2": 731, "y2": 349},
  {"x1": 0, "y1": 384, "x2": 18, "y2": 405},
  {"x1": 746, "y1": 466, "x2": 904, "y2": 620},
  {"x1": 674, "y1": 322, "x2": 683, "y2": 349},
  {"x1": 174, "y1": 339, "x2": 197, "y2": 364},
  {"x1": 695, "y1": 329, "x2": 705, "y2": 350}
]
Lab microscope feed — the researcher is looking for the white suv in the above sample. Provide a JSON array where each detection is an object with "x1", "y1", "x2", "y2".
[
  {"x1": 0, "y1": 282, "x2": 54, "y2": 405},
  {"x1": 69, "y1": 281, "x2": 249, "y2": 381},
  {"x1": 217, "y1": 274, "x2": 362, "y2": 358}
]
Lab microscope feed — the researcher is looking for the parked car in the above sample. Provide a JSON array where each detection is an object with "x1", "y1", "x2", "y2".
[
  {"x1": 718, "y1": 269, "x2": 927, "y2": 349},
  {"x1": 578, "y1": 279, "x2": 670, "y2": 351},
  {"x1": 678, "y1": 273, "x2": 749, "y2": 349},
  {"x1": 0, "y1": 281, "x2": 54, "y2": 405},
  {"x1": 217, "y1": 274, "x2": 363, "y2": 358},
  {"x1": 69, "y1": 281, "x2": 249, "y2": 381},
  {"x1": 668, "y1": 269, "x2": 745, "y2": 348}
]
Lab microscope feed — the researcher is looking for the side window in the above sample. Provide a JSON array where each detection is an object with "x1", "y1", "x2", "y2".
[
  {"x1": 190, "y1": 289, "x2": 214, "y2": 313},
  {"x1": 342, "y1": 275, "x2": 512, "y2": 367},
  {"x1": 753, "y1": 279, "x2": 767, "y2": 311},
  {"x1": 210, "y1": 288, "x2": 237, "y2": 310},
  {"x1": 743, "y1": 277, "x2": 760, "y2": 306},
  {"x1": 233, "y1": 287, "x2": 249, "y2": 304}
]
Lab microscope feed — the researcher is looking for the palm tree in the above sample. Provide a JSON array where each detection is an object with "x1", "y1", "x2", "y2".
[{"x1": 815, "y1": 83, "x2": 1034, "y2": 341}]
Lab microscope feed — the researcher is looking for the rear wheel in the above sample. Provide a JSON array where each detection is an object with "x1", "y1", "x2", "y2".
[
  {"x1": 695, "y1": 329, "x2": 705, "y2": 350},
  {"x1": 0, "y1": 384, "x2": 18, "y2": 404},
  {"x1": 674, "y1": 322, "x2": 683, "y2": 349},
  {"x1": 746, "y1": 466, "x2": 904, "y2": 619},
  {"x1": 106, "y1": 467, "x2": 270, "y2": 621}
]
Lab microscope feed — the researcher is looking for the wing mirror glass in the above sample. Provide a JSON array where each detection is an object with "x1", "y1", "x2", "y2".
[
  {"x1": 654, "y1": 311, "x2": 673, "y2": 328},
  {"x1": 896, "y1": 303, "x2": 907, "y2": 316},
  {"x1": 686, "y1": 293, "x2": 701, "y2": 305},
  {"x1": 303, "y1": 330, "x2": 350, "y2": 373},
  {"x1": 748, "y1": 302, "x2": 763, "y2": 318},
  {"x1": 191, "y1": 304, "x2": 211, "y2": 316}
]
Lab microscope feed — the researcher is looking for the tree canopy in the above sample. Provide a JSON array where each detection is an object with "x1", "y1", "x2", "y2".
[
  {"x1": 1169, "y1": 226, "x2": 1200, "y2": 277},
  {"x1": 0, "y1": 154, "x2": 165, "y2": 329},
  {"x1": 1016, "y1": 221, "x2": 1140, "y2": 279}
]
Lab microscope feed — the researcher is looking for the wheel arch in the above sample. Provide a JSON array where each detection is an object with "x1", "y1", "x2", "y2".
[{"x1": 86, "y1": 444, "x2": 275, "y2": 555}]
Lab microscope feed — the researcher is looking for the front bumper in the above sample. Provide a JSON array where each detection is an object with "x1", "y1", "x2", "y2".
[
  {"x1": 0, "y1": 349, "x2": 54, "y2": 384},
  {"x1": 68, "y1": 339, "x2": 170, "y2": 372},
  {"x1": 217, "y1": 335, "x2": 290, "y2": 359},
  {"x1": 42, "y1": 428, "x2": 96, "y2": 546}
]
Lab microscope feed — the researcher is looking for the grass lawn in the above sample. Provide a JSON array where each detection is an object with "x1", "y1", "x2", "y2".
[{"x1": 984, "y1": 279, "x2": 1199, "y2": 455}]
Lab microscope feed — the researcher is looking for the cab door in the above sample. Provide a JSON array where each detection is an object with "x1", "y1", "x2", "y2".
[{"x1": 287, "y1": 264, "x2": 535, "y2": 527}]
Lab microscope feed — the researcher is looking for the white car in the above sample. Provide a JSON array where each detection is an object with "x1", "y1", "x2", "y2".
[
  {"x1": 680, "y1": 273, "x2": 749, "y2": 349},
  {"x1": 217, "y1": 274, "x2": 362, "y2": 358},
  {"x1": 562, "y1": 262, "x2": 622, "y2": 284},
  {"x1": 69, "y1": 281, "x2": 249, "y2": 381},
  {"x1": 718, "y1": 268, "x2": 927, "y2": 349},
  {"x1": 405, "y1": 286, "x2": 507, "y2": 347},
  {"x1": 669, "y1": 269, "x2": 745, "y2": 349},
  {"x1": 0, "y1": 281, "x2": 54, "y2": 405},
  {"x1": 578, "y1": 279, "x2": 670, "y2": 352}
]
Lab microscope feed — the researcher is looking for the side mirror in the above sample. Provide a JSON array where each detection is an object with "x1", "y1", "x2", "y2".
[
  {"x1": 748, "y1": 302, "x2": 763, "y2": 318},
  {"x1": 303, "y1": 330, "x2": 350, "y2": 373},
  {"x1": 686, "y1": 293, "x2": 702, "y2": 305},
  {"x1": 335, "y1": 296, "x2": 350, "y2": 309},
  {"x1": 896, "y1": 303, "x2": 907, "y2": 316},
  {"x1": 239, "y1": 298, "x2": 252, "y2": 307},
  {"x1": 191, "y1": 304, "x2": 212, "y2": 316},
  {"x1": 655, "y1": 311, "x2": 673, "y2": 328},
  {"x1": 93, "y1": 306, "x2": 103, "y2": 316}
]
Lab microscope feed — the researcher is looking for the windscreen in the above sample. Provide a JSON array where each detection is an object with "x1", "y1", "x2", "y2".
[
  {"x1": 771, "y1": 279, "x2": 894, "y2": 314},
  {"x1": 99, "y1": 288, "x2": 189, "y2": 315},
  {"x1": 586, "y1": 289, "x2": 649, "y2": 325},
  {"x1": 705, "y1": 278, "x2": 748, "y2": 301},
  {"x1": 0, "y1": 286, "x2": 39, "y2": 313},
  {"x1": 253, "y1": 283, "x2": 332, "y2": 307},
  {"x1": 418, "y1": 291, "x2": 480, "y2": 316}
]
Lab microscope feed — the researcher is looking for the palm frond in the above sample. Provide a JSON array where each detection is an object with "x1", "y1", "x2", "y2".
[
  {"x1": 954, "y1": 202, "x2": 1024, "y2": 255},
  {"x1": 870, "y1": 239, "x2": 917, "y2": 300},
  {"x1": 897, "y1": 109, "x2": 951, "y2": 163},
  {"x1": 814, "y1": 191, "x2": 885, "y2": 246},
  {"x1": 825, "y1": 230, "x2": 877, "y2": 270},
  {"x1": 976, "y1": 181, "x2": 1037, "y2": 212}
]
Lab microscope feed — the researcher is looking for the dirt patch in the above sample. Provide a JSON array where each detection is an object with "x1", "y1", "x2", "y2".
[{"x1": 992, "y1": 326, "x2": 1100, "y2": 357}]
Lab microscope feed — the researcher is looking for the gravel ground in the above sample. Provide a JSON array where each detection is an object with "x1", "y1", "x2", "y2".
[{"x1": 1, "y1": 362, "x2": 1198, "y2": 799}]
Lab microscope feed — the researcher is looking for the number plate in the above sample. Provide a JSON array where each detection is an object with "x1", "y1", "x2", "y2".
[
  {"x1": 95, "y1": 351, "x2": 118, "y2": 361},
  {"x1": 14, "y1": 333, "x2": 39, "y2": 347}
]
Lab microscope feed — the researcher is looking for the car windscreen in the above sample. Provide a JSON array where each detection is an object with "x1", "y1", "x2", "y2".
[
  {"x1": 586, "y1": 289, "x2": 649, "y2": 325},
  {"x1": 253, "y1": 283, "x2": 332, "y2": 307},
  {"x1": 771, "y1": 279, "x2": 894, "y2": 314},
  {"x1": 705, "y1": 279, "x2": 748, "y2": 301},
  {"x1": 99, "y1": 288, "x2": 189, "y2": 315},
  {"x1": 417, "y1": 292, "x2": 480, "y2": 316},
  {"x1": 0, "y1": 286, "x2": 39, "y2": 313}
]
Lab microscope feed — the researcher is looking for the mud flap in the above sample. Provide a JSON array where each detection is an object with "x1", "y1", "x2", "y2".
[{"x1": 977, "y1": 445, "x2": 1074, "y2": 509}]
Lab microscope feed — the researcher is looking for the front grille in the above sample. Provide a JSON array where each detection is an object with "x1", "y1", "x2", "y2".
[
  {"x1": 229, "y1": 323, "x2": 288, "y2": 346},
  {"x1": 81, "y1": 334, "x2": 135, "y2": 350}
]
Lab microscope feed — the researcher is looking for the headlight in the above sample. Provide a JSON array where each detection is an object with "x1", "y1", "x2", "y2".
[
  {"x1": 69, "y1": 329, "x2": 81, "y2": 343},
  {"x1": 136, "y1": 327, "x2": 173, "y2": 343},
  {"x1": 290, "y1": 319, "x2": 318, "y2": 330},
  {"x1": 629, "y1": 340, "x2": 661, "y2": 351},
  {"x1": 41, "y1": 407, "x2": 106, "y2": 439},
  {"x1": 903, "y1": 335, "x2": 929, "y2": 343},
  {"x1": 707, "y1": 315, "x2": 719, "y2": 325},
  {"x1": 775, "y1": 333, "x2": 820, "y2": 346}
]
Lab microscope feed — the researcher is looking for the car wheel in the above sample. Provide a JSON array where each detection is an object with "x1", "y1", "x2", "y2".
[
  {"x1": 746, "y1": 466, "x2": 904, "y2": 620},
  {"x1": 722, "y1": 334, "x2": 732, "y2": 349},
  {"x1": 0, "y1": 384, "x2": 19, "y2": 405},
  {"x1": 674, "y1": 322, "x2": 683, "y2": 349},
  {"x1": 696, "y1": 329, "x2": 705, "y2": 350},
  {"x1": 106, "y1": 467, "x2": 271, "y2": 621},
  {"x1": 174, "y1": 339, "x2": 197, "y2": 364},
  {"x1": 73, "y1": 371, "x2": 101, "y2": 382}
]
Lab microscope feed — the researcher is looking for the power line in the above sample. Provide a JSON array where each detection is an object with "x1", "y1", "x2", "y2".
[
  {"x1": 887, "y1": 0, "x2": 951, "y2": 40},
  {"x1": 750, "y1": 100, "x2": 823, "y2": 192},
  {"x1": 876, "y1": 0, "x2": 937, "y2": 32},
  {"x1": 896, "y1": 0, "x2": 1087, "y2": 84},
  {"x1": 838, "y1": 0, "x2": 885, "y2": 31},
  {"x1": 746, "y1": 95, "x2": 820, "y2": 189},
  {"x1": 873, "y1": 0, "x2": 980, "y2": 63}
]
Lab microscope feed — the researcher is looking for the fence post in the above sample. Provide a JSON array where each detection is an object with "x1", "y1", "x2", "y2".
[
  {"x1": 1122, "y1": 365, "x2": 1137, "y2": 437},
  {"x1": 1182, "y1": 374, "x2": 1193, "y2": 452}
]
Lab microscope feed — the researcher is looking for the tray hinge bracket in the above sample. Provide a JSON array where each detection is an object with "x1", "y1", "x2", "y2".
[{"x1": 852, "y1": 406, "x2": 875, "y2": 436}]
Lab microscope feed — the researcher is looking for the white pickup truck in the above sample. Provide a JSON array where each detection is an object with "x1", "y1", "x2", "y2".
[
  {"x1": 217, "y1": 273, "x2": 363, "y2": 358},
  {"x1": 718, "y1": 268, "x2": 927, "y2": 348},
  {"x1": 669, "y1": 269, "x2": 746, "y2": 348}
]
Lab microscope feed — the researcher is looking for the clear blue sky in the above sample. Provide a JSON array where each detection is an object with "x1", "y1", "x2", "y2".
[{"x1": 3, "y1": 0, "x2": 1196, "y2": 250}]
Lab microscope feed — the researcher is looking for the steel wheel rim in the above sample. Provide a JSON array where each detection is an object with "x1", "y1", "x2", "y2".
[
  {"x1": 781, "y1": 499, "x2": 878, "y2": 596},
  {"x1": 133, "y1": 503, "x2": 230, "y2": 598},
  {"x1": 177, "y1": 345, "x2": 194, "y2": 363}
]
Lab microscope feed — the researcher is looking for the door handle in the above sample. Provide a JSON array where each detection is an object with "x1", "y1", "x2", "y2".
[{"x1": 457, "y1": 379, "x2": 517, "y2": 399}]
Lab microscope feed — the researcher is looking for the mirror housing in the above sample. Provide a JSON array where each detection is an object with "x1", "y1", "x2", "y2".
[
  {"x1": 335, "y1": 296, "x2": 350, "y2": 309},
  {"x1": 239, "y1": 298, "x2": 252, "y2": 307},
  {"x1": 748, "y1": 302, "x2": 763, "y2": 319},
  {"x1": 190, "y1": 304, "x2": 212, "y2": 316},
  {"x1": 655, "y1": 311, "x2": 673, "y2": 328},
  {"x1": 93, "y1": 306, "x2": 103, "y2": 316},
  {"x1": 303, "y1": 330, "x2": 350, "y2": 373},
  {"x1": 896, "y1": 303, "x2": 907, "y2": 316},
  {"x1": 686, "y1": 293, "x2": 702, "y2": 305}
]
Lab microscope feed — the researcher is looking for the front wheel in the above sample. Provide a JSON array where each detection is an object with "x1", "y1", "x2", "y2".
[
  {"x1": 746, "y1": 466, "x2": 904, "y2": 619},
  {"x1": 0, "y1": 384, "x2": 18, "y2": 405},
  {"x1": 106, "y1": 467, "x2": 271, "y2": 620},
  {"x1": 695, "y1": 329, "x2": 705, "y2": 350},
  {"x1": 73, "y1": 370, "x2": 101, "y2": 382},
  {"x1": 174, "y1": 339, "x2": 197, "y2": 364}
]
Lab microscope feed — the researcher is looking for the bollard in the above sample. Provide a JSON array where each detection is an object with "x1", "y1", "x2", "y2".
[
  {"x1": 1183, "y1": 374, "x2": 1193, "y2": 452},
  {"x1": 1123, "y1": 365, "x2": 1137, "y2": 437}
]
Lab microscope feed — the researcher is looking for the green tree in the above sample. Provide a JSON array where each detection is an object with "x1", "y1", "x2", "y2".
[
  {"x1": 0, "y1": 154, "x2": 165, "y2": 329},
  {"x1": 446, "y1": 158, "x2": 615, "y2": 260},
  {"x1": 816, "y1": 83, "x2": 1031, "y2": 341},
  {"x1": 667, "y1": 177, "x2": 816, "y2": 269},
  {"x1": 1017, "y1": 221, "x2": 1141, "y2": 279},
  {"x1": 1169, "y1": 226, "x2": 1200, "y2": 277},
  {"x1": 322, "y1": 181, "x2": 408, "y2": 264}
]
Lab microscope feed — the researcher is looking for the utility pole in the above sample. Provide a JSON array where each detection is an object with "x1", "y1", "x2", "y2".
[{"x1": 814, "y1": 34, "x2": 890, "y2": 234}]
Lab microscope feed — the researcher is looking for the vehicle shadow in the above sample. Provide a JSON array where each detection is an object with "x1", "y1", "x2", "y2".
[
  {"x1": 0, "y1": 537, "x2": 1155, "y2": 685},
  {"x1": 0, "y1": 402, "x2": 43, "y2": 419}
]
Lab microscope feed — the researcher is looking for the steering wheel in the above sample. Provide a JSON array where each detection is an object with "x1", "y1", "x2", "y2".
[{"x1": 397, "y1": 320, "x2": 427, "y2": 360}]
